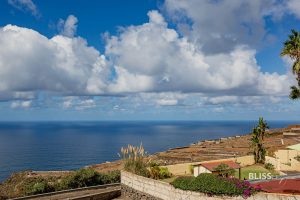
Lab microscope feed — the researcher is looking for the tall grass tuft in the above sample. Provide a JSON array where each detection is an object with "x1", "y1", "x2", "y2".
[{"x1": 119, "y1": 143, "x2": 149, "y2": 177}]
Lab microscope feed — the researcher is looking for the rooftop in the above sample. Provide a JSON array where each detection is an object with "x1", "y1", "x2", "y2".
[{"x1": 194, "y1": 160, "x2": 241, "y2": 171}]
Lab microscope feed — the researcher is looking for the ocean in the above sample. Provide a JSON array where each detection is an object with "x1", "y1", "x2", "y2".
[{"x1": 0, "y1": 120, "x2": 298, "y2": 182}]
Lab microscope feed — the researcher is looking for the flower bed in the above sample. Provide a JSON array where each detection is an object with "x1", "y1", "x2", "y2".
[{"x1": 171, "y1": 173, "x2": 261, "y2": 198}]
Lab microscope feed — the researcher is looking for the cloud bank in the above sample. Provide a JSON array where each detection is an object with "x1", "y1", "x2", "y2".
[{"x1": 1, "y1": 1, "x2": 297, "y2": 109}]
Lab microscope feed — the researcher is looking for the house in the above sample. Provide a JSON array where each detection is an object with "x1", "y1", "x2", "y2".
[
  {"x1": 265, "y1": 143, "x2": 300, "y2": 173},
  {"x1": 192, "y1": 160, "x2": 241, "y2": 178}
]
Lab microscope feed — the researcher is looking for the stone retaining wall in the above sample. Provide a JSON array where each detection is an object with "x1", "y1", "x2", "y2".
[{"x1": 121, "y1": 171, "x2": 300, "y2": 200}]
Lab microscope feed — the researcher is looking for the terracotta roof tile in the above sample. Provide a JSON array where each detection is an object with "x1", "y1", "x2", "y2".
[{"x1": 199, "y1": 160, "x2": 240, "y2": 171}]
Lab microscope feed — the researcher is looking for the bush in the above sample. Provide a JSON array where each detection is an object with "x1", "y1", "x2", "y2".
[
  {"x1": 213, "y1": 164, "x2": 235, "y2": 177},
  {"x1": 61, "y1": 168, "x2": 120, "y2": 189},
  {"x1": 101, "y1": 170, "x2": 121, "y2": 184},
  {"x1": 148, "y1": 166, "x2": 172, "y2": 180},
  {"x1": 264, "y1": 163, "x2": 275, "y2": 170},
  {"x1": 21, "y1": 169, "x2": 120, "y2": 196},
  {"x1": 23, "y1": 178, "x2": 55, "y2": 195},
  {"x1": 159, "y1": 167, "x2": 172, "y2": 179},
  {"x1": 171, "y1": 173, "x2": 259, "y2": 198}
]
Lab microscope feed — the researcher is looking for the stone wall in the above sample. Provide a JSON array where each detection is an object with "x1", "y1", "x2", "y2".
[{"x1": 121, "y1": 171, "x2": 300, "y2": 200}]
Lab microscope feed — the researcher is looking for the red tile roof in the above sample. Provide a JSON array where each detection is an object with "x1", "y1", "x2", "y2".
[
  {"x1": 252, "y1": 178, "x2": 300, "y2": 194},
  {"x1": 199, "y1": 160, "x2": 241, "y2": 171}
]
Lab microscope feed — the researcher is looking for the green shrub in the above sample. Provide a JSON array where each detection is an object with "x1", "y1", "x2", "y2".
[
  {"x1": 213, "y1": 163, "x2": 235, "y2": 177},
  {"x1": 23, "y1": 178, "x2": 55, "y2": 195},
  {"x1": 61, "y1": 168, "x2": 120, "y2": 189},
  {"x1": 264, "y1": 163, "x2": 275, "y2": 170},
  {"x1": 101, "y1": 170, "x2": 121, "y2": 184},
  {"x1": 61, "y1": 168, "x2": 101, "y2": 189},
  {"x1": 159, "y1": 167, "x2": 172, "y2": 179},
  {"x1": 21, "y1": 169, "x2": 120, "y2": 196},
  {"x1": 171, "y1": 173, "x2": 259, "y2": 198}
]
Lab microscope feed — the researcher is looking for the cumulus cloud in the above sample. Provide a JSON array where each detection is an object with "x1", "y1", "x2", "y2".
[
  {"x1": 0, "y1": 6, "x2": 295, "y2": 110},
  {"x1": 105, "y1": 11, "x2": 291, "y2": 97},
  {"x1": 163, "y1": 0, "x2": 282, "y2": 54},
  {"x1": 8, "y1": 0, "x2": 40, "y2": 18},
  {"x1": 0, "y1": 24, "x2": 110, "y2": 100},
  {"x1": 58, "y1": 15, "x2": 78, "y2": 37}
]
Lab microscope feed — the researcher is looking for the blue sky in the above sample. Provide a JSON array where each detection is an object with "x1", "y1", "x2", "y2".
[{"x1": 1, "y1": 0, "x2": 300, "y2": 121}]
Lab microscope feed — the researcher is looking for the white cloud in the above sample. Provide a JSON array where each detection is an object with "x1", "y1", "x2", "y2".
[
  {"x1": 163, "y1": 0, "x2": 281, "y2": 54},
  {"x1": 156, "y1": 99, "x2": 178, "y2": 106},
  {"x1": 10, "y1": 100, "x2": 32, "y2": 109},
  {"x1": 287, "y1": 0, "x2": 300, "y2": 19},
  {"x1": 213, "y1": 107, "x2": 225, "y2": 113},
  {"x1": 138, "y1": 92, "x2": 187, "y2": 106},
  {"x1": 106, "y1": 11, "x2": 291, "y2": 96},
  {"x1": 8, "y1": 0, "x2": 40, "y2": 18},
  {"x1": 58, "y1": 15, "x2": 78, "y2": 37},
  {"x1": 0, "y1": 24, "x2": 110, "y2": 100},
  {"x1": 62, "y1": 97, "x2": 96, "y2": 110},
  {"x1": 75, "y1": 99, "x2": 96, "y2": 110},
  {"x1": 0, "y1": 7, "x2": 295, "y2": 110}
]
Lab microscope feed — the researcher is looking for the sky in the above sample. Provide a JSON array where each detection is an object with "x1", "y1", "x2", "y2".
[{"x1": 1, "y1": 0, "x2": 300, "y2": 121}]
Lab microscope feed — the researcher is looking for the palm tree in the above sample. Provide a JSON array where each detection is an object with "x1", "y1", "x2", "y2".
[
  {"x1": 251, "y1": 117, "x2": 269, "y2": 164},
  {"x1": 281, "y1": 29, "x2": 300, "y2": 99}
]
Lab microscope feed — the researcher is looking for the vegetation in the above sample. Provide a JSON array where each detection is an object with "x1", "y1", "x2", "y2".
[
  {"x1": 120, "y1": 144, "x2": 172, "y2": 179},
  {"x1": 120, "y1": 144, "x2": 149, "y2": 177},
  {"x1": 264, "y1": 163, "x2": 275, "y2": 170},
  {"x1": 189, "y1": 165, "x2": 194, "y2": 174},
  {"x1": 171, "y1": 173, "x2": 260, "y2": 198},
  {"x1": 213, "y1": 163, "x2": 235, "y2": 178},
  {"x1": 251, "y1": 117, "x2": 269, "y2": 164},
  {"x1": 23, "y1": 177, "x2": 56, "y2": 195},
  {"x1": 281, "y1": 29, "x2": 300, "y2": 99},
  {"x1": 295, "y1": 155, "x2": 300, "y2": 161},
  {"x1": 22, "y1": 169, "x2": 120, "y2": 196}
]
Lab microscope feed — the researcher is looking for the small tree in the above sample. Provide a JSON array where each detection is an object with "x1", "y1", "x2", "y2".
[
  {"x1": 213, "y1": 163, "x2": 235, "y2": 178},
  {"x1": 251, "y1": 117, "x2": 269, "y2": 164}
]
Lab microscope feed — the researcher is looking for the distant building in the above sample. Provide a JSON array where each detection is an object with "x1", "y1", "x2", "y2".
[
  {"x1": 192, "y1": 160, "x2": 241, "y2": 178},
  {"x1": 283, "y1": 125, "x2": 300, "y2": 137}
]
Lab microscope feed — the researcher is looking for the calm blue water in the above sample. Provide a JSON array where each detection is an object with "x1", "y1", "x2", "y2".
[{"x1": 0, "y1": 120, "x2": 298, "y2": 182}]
